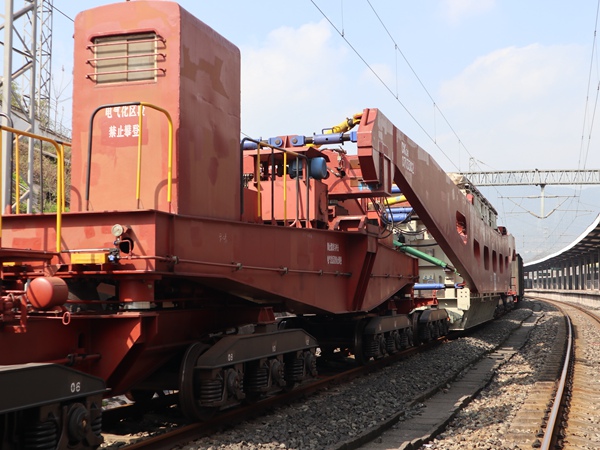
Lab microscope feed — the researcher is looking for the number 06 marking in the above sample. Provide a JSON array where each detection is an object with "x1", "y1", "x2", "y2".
[{"x1": 70, "y1": 381, "x2": 81, "y2": 393}]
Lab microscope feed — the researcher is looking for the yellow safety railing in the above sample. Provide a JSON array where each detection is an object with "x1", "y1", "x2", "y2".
[
  {"x1": 85, "y1": 101, "x2": 173, "y2": 210},
  {"x1": 241, "y1": 138, "x2": 310, "y2": 226},
  {"x1": 136, "y1": 102, "x2": 173, "y2": 208},
  {"x1": 0, "y1": 125, "x2": 66, "y2": 252},
  {"x1": 14, "y1": 134, "x2": 21, "y2": 214},
  {"x1": 240, "y1": 113, "x2": 362, "y2": 227}
]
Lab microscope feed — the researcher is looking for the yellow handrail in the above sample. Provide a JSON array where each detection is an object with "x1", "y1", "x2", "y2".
[
  {"x1": 136, "y1": 105, "x2": 143, "y2": 208},
  {"x1": 242, "y1": 138, "x2": 308, "y2": 225},
  {"x1": 283, "y1": 151, "x2": 288, "y2": 225},
  {"x1": 60, "y1": 143, "x2": 71, "y2": 214},
  {"x1": 0, "y1": 125, "x2": 66, "y2": 252},
  {"x1": 256, "y1": 144, "x2": 262, "y2": 219},
  {"x1": 136, "y1": 102, "x2": 173, "y2": 208},
  {"x1": 86, "y1": 101, "x2": 174, "y2": 211},
  {"x1": 14, "y1": 135, "x2": 20, "y2": 214}
]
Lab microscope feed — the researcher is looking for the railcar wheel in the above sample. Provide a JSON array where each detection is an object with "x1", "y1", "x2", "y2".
[
  {"x1": 387, "y1": 331, "x2": 399, "y2": 353},
  {"x1": 67, "y1": 403, "x2": 90, "y2": 444},
  {"x1": 303, "y1": 350, "x2": 317, "y2": 377},
  {"x1": 352, "y1": 319, "x2": 370, "y2": 364},
  {"x1": 441, "y1": 319, "x2": 450, "y2": 335},
  {"x1": 270, "y1": 357, "x2": 287, "y2": 389},
  {"x1": 411, "y1": 313, "x2": 421, "y2": 346},
  {"x1": 178, "y1": 342, "x2": 217, "y2": 421},
  {"x1": 406, "y1": 327, "x2": 414, "y2": 347}
]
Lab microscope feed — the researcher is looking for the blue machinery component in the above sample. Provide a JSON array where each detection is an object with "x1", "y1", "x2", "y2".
[
  {"x1": 413, "y1": 283, "x2": 465, "y2": 290},
  {"x1": 383, "y1": 213, "x2": 410, "y2": 223},
  {"x1": 289, "y1": 157, "x2": 328, "y2": 180},
  {"x1": 414, "y1": 283, "x2": 446, "y2": 290},
  {"x1": 382, "y1": 206, "x2": 413, "y2": 224},
  {"x1": 387, "y1": 207, "x2": 413, "y2": 214},
  {"x1": 241, "y1": 131, "x2": 358, "y2": 150}
]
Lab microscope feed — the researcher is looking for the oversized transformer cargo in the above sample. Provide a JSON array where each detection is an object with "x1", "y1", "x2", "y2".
[{"x1": 0, "y1": 1, "x2": 517, "y2": 449}]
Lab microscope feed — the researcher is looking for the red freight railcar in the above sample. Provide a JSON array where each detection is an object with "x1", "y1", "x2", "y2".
[{"x1": 0, "y1": 2, "x2": 517, "y2": 448}]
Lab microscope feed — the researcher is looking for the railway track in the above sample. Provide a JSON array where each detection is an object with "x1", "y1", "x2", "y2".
[
  {"x1": 352, "y1": 302, "x2": 546, "y2": 450},
  {"x1": 539, "y1": 298, "x2": 600, "y2": 449},
  {"x1": 96, "y1": 304, "x2": 533, "y2": 449},
  {"x1": 503, "y1": 298, "x2": 570, "y2": 449},
  {"x1": 100, "y1": 334, "x2": 443, "y2": 449},
  {"x1": 356, "y1": 296, "x2": 600, "y2": 450}
]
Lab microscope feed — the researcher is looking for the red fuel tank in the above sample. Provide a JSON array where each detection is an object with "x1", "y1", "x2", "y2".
[{"x1": 26, "y1": 277, "x2": 68, "y2": 310}]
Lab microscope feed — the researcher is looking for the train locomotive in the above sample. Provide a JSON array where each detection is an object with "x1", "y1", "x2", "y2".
[{"x1": 0, "y1": 1, "x2": 519, "y2": 448}]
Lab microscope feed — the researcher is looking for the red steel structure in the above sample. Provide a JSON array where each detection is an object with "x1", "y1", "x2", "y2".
[{"x1": 0, "y1": 2, "x2": 517, "y2": 449}]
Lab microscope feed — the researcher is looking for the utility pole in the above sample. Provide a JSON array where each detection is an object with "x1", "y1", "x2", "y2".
[{"x1": 1, "y1": 0, "x2": 15, "y2": 213}]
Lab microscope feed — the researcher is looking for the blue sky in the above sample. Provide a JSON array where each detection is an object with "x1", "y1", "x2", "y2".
[{"x1": 48, "y1": 1, "x2": 600, "y2": 260}]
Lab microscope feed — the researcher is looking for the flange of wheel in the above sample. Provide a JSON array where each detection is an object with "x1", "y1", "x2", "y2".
[
  {"x1": 270, "y1": 358, "x2": 286, "y2": 388},
  {"x1": 67, "y1": 403, "x2": 89, "y2": 444},
  {"x1": 178, "y1": 342, "x2": 212, "y2": 421}
]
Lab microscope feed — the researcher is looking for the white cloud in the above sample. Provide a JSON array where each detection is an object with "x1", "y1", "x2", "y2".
[
  {"x1": 437, "y1": 44, "x2": 588, "y2": 170},
  {"x1": 443, "y1": 44, "x2": 576, "y2": 107},
  {"x1": 240, "y1": 20, "x2": 351, "y2": 138},
  {"x1": 440, "y1": 0, "x2": 496, "y2": 24}
]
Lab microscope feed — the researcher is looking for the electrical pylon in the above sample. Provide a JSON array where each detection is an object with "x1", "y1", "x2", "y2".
[{"x1": 1, "y1": 0, "x2": 54, "y2": 212}]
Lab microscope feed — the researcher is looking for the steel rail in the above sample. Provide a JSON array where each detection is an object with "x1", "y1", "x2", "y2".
[
  {"x1": 527, "y1": 295, "x2": 582, "y2": 450},
  {"x1": 540, "y1": 310, "x2": 572, "y2": 450}
]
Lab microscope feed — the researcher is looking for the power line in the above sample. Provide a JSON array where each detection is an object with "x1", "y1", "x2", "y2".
[
  {"x1": 365, "y1": 0, "x2": 477, "y2": 169},
  {"x1": 365, "y1": 0, "x2": 600, "y2": 261},
  {"x1": 310, "y1": 0, "x2": 521, "y2": 237},
  {"x1": 362, "y1": 1, "x2": 514, "y2": 225},
  {"x1": 309, "y1": 0, "x2": 460, "y2": 172},
  {"x1": 578, "y1": 0, "x2": 600, "y2": 172},
  {"x1": 52, "y1": 4, "x2": 74, "y2": 23},
  {"x1": 546, "y1": 0, "x2": 600, "y2": 253},
  {"x1": 310, "y1": 1, "x2": 600, "y2": 261}
]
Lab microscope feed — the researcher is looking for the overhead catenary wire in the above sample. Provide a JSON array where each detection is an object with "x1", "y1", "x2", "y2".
[
  {"x1": 309, "y1": 0, "x2": 528, "y2": 255},
  {"x1": 540, "y1": 0, "x2": 600, "y2": 258},
  {"x1": 570, "y1": 0, "x2": 600, "y2": 224},
  {"x1": 366, "y1": 0, "x2": 600, "y2": 261},
  {"x1": 309, "y1": 0, "x2": 461, "y2": 172},
  {"x1": 52, "y1": 5, "x2": 74, "y2": 22},
  {"x1": 317, "y1": 1, "x2": 520, "y2": 234},
  {"x1": 577, "y1": 0, "x2": 600, "y2": 173},
  {"x1": 365, "y1": 0, "x2": 478, "y2": 171},
  {"x1": 364, "y1": 0, "x2": 519, "y2": 229}
]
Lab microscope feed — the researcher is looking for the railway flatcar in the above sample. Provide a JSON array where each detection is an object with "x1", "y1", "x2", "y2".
[{"x1": 0, "y1": 1, "x2": 518, "y2": 448}]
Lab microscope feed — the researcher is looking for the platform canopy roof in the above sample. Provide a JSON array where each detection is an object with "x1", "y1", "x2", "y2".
[{"x1": 524, "y1": 213, "x2": 600, "y2": 271}]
